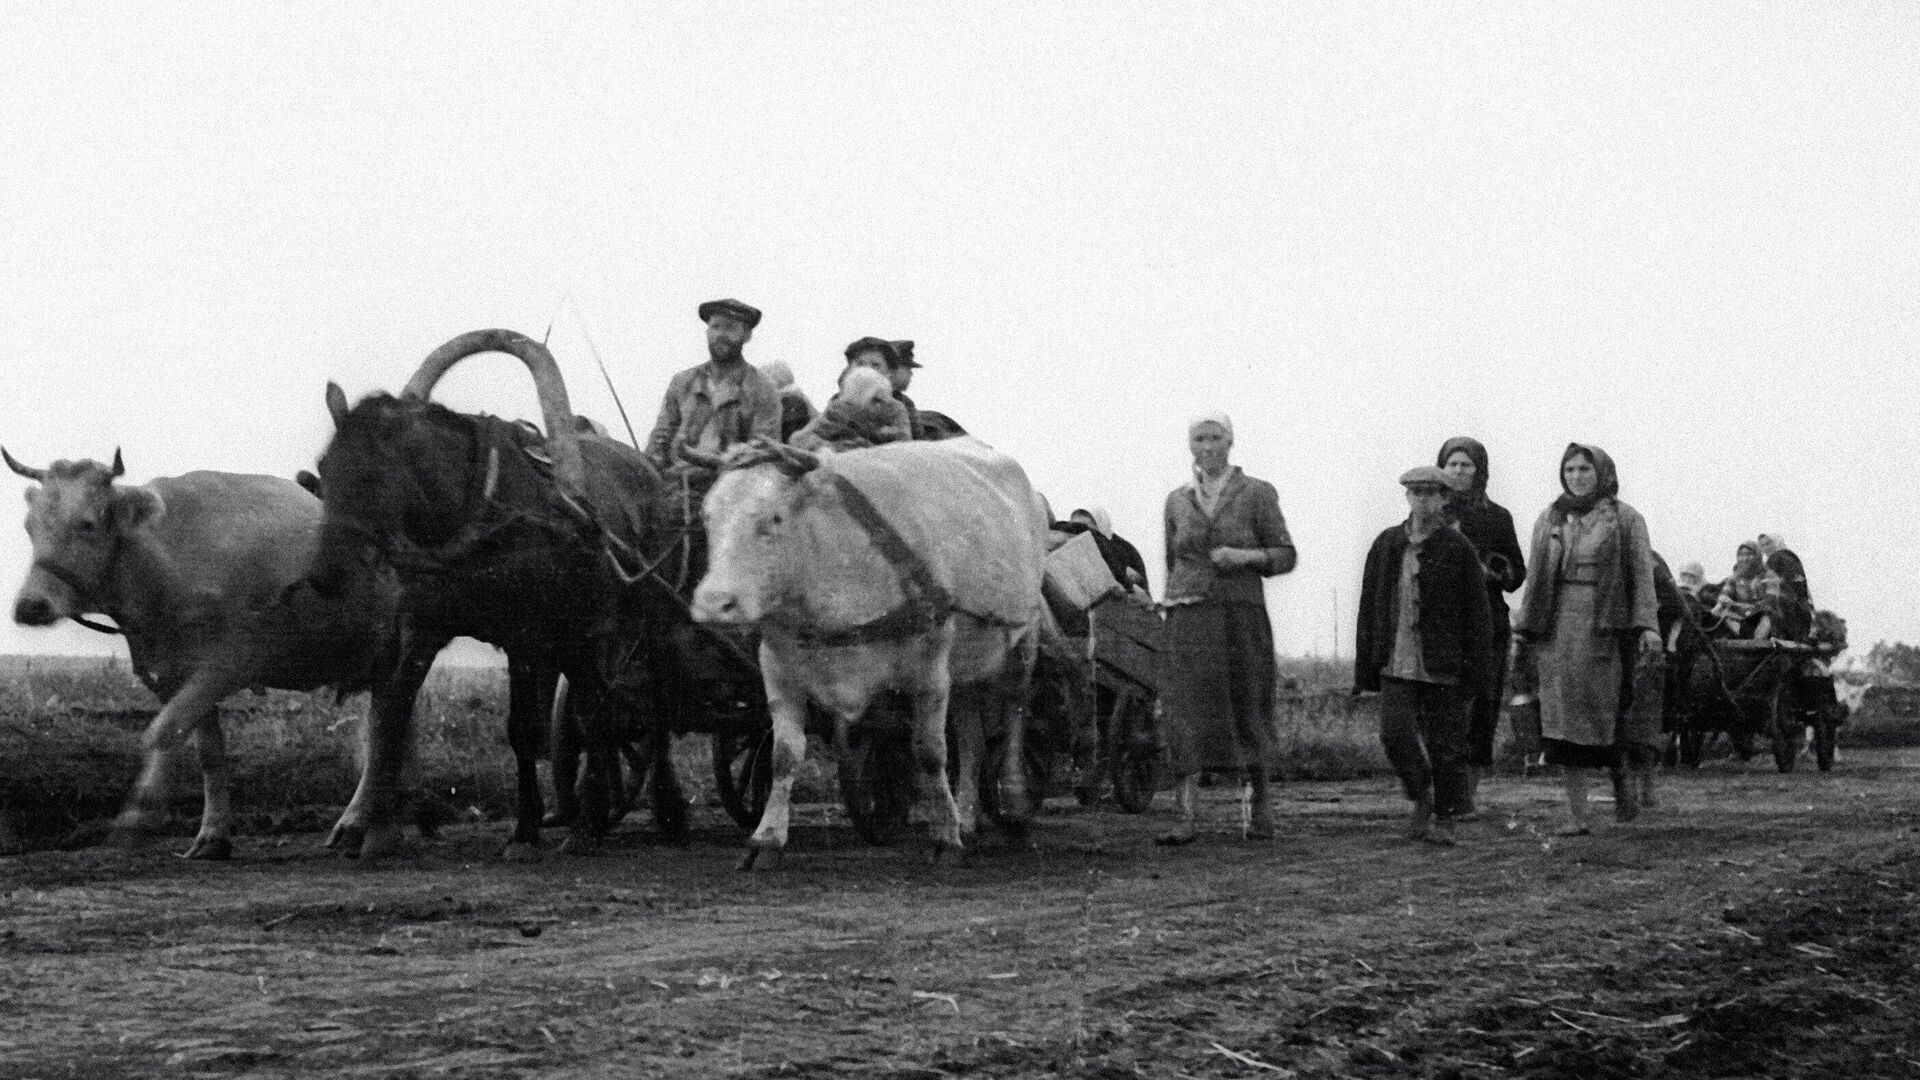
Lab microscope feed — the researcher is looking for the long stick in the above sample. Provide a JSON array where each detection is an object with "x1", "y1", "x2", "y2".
[{"x1": 564, "y1": 297, "x2": 641, "y2": 451}]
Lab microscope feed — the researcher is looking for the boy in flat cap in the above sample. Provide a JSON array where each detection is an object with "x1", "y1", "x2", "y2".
[
  {"x1": 645, "y1": 298, "x2": 781, "y2": 473},
  {"x1": 1354, "y1": 466, "x2": 1495, "y2": 846}
]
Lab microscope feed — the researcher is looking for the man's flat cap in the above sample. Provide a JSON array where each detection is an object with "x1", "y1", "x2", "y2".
[
  {"x1": 698, "y1": 298, "x2": 762, "y2": 329},
  {"x1": 1399, "y1": 466, "x2": 1452, "y2": 490},
  {"x1": 888, "y1": 340, "x2": 921, "y2": 368},
  {"x1": 843, "y1": 336, "x2": 900, "y2": 365}
]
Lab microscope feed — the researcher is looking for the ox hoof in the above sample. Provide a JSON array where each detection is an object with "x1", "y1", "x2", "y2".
[
  {"x1": 737, "y1": 845, "x2": 785, "y2": 872},
  {"x1": 356, "y1": 825, "x2": 408, "y2": 861},
  {"x1": 924, "y1": 840, "x2": 965, "y2": 867},
  {"x1": 326, "y1": 820, "x2": 366, "y2": 853},
  {"x1": 181, "y1": 836, "x2": 234, "y2": 861},
  {"x1": 557, "y1": 834, "x2": 597, "y2": 857}
]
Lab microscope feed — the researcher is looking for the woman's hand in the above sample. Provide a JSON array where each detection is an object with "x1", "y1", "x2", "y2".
[
  {"x1": 1637, "y1": 628, "x2": 1662, "y2": 662},
  {"x1": 1209, "y1": 547, "x2": 1261, "y2": 571}
]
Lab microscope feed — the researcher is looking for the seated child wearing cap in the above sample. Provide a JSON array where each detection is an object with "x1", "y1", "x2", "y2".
[{"x1": 790, "y1": 366, "x2": 912, "y2": 453}]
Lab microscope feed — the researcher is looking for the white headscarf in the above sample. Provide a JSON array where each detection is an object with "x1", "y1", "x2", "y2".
[{"x1": 1188, "y1": 411, "x2": 1234, "y2": 441}]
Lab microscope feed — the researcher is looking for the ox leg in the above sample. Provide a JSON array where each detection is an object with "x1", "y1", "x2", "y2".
[
  {"x1": 544, "y1": 676, "x2": 582, "y2": 828},
  {"x1": 946, "y1": 682, "x2": 985, "y2": 845},
  {"x1": 331, "y1": 630, "x2": 445, "y2": 858},
  {"x1": 114, "y1": 670, "x2": 234, "y2": 849},
  {"x1": 507, "y1": 653, "x2": 559, "y2": 858},
  {"x1": 909, "y1": 672, "x2": 966, "y2": 861},
  {"x1": 997, "y1": 676, "x2": 1036, "y2": 851},
  {"x1": 741, "y1": 658, "x2": 809, "y2": 871},
  {"x1": 183, "y1": 718, "x2": 235, "y2": 861}
]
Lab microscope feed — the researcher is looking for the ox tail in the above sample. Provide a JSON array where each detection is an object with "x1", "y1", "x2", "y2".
[{"x1": 402, "y1": 329, "x2": 585, "y2": 496}]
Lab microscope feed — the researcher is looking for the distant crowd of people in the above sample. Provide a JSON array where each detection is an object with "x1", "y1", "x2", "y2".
[{"x1": 643, "y1": 298, "x2": 1832, "y2": 852}]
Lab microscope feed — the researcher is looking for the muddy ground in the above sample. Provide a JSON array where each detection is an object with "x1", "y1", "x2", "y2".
[{"x1": 4, "y1": 748, "x2": 1918, "y2": 1079}]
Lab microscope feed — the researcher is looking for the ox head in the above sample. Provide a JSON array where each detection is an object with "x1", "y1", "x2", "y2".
[
  {"x1": 4, "y1": 447, "x2": 160, "y2": 626},
  {"x1": 305, "y1": 385, "x2": 480, "y2": 597},
  {"x1": 690, "y1": 438, "x2": 820, "y2": 626},
  {"x1": 305, "y1": 329, "x2": 585, "y2": 599}
]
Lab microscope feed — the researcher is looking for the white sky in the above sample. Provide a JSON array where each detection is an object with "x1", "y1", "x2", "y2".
[{"x1": 2, "y1": 4, "x2": 1915, "y2": 663}]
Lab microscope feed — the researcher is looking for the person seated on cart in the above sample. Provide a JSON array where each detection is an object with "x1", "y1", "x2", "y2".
[
  {"x1": 1062, "y1": 506, "x2": 1150, "y2": 594},
  {"x1": 790, "y1": 341, "x2": 914, "y2": 453},
  {"x1": 1707, "y1": 541, "x2": 1772, "y2": 639},
  {"x1": 757, "y1": 359, "x2": 818, "y2": 442},
  {"x1": 1757, "y1": 533, "x2": 1816, "y2": 643}
]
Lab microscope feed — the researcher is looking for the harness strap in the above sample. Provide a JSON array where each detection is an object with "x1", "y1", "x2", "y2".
[{"x1": 786, "y1": 473, "x2": 1027, "y2": 648}]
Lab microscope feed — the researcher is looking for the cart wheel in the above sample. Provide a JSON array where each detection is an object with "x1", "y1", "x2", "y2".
[
  {"x1": 1768, "y1": 684, "x2": 1801, "y2": 774},
  {"x1": 1814, "y1": 720, "x2": 1838, "y2": 772},
  {"x1": 981, "y1": 738, "x2": 1043, "y2": 830},
  {"x1": 840, "y1": 730, "x2": 915, "y2": 845},
  {"x1": 712, "y1": 729, "x2": 775, "y2": 829},
  {"x1": 1678, "y1": 728, "x2": 1707, "y2": 769}
]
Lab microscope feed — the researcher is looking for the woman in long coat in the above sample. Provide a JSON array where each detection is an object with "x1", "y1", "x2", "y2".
[
  {"x1": 1514, "y1": 444, "x2": 1661, "y2": 835},
  {"x1": 1437, "y1": 437, "x2": 1526, "y2": 815},
  {"x1": 1158, "y1": 413, "x2": 1297, "y2": 844}
]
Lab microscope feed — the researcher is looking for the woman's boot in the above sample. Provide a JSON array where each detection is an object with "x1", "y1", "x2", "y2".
[
  {"x1": 1156, "y1": 774, "x2": 1199, "y2": 845},
  {"x1": 1556, "y1": 767, "x2": 1592, "y2": 836},
  {"x1": 1244, "y1": 769, "x2": 1276, "y2": 840}
]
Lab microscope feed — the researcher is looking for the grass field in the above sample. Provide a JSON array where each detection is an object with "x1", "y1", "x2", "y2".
[{"x1": 6, "y1": 651, "x2": 1907, "y2": 855}]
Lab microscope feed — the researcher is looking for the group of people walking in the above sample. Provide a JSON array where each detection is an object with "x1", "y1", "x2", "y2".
[
  {"x1": 647, "y1": 297, "x2": 1783, "y2": 849},
  {"x1": 1155, "y1": 420, "x2": 1675, "y2": 845}
]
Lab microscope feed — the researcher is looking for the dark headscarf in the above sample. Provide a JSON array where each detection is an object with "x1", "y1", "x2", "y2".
[
  {"x1": 1437, "y1": 435, "x2": 1490, "y2": 510},
  {"x1": 1552, "y1": 443, "x2": 1618, "y2": 517}
]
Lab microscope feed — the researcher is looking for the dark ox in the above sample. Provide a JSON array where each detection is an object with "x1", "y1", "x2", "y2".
[
  {"x1": 5, "y1": 448, "x2": 400, "y2": 859},
  {"x1": 691, "y1": 437, "x2": 1046, "y2": 866},
  {"x1": 306, "y1": 328, "x2": 681, "y2": 858}
]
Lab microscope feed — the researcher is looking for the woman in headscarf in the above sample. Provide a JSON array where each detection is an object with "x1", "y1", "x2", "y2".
[
  {"x1": 1756, "y1": 533, "x2": 1815, "y2": 642},
  {"x1": 1157, "y1": 412, "x2": 1297, "y2": 844},
  {"x1": 1436, "y1": 436, "x2": 1526, "y2": 816},
  {"x1": 756, "y1": 359, "x2": 817, "y2": 442},
  {"x1": 788, "y1": 365, "x2": 911, "y2": 453},
  {"x1": 1513, "y1": 444, "x2": 1661, "y2": 836},
  {"x1": 1708, "y1": 541, "x2": 1770, "y2": 638},
  {"x1": 1063, "y1": 506, "x2": 1150, "y2": 593}
]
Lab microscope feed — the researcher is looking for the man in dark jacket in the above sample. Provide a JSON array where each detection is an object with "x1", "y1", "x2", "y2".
[{"x1": 1354, "y1": 466, "x2": 1494, "y2": 846}]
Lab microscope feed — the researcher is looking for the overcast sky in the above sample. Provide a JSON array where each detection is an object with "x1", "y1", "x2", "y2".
[{"x1": 2, "y1": 4, "x2": 1915, "y2": 666}]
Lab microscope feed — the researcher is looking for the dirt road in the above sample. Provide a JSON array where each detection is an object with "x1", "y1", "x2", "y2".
[{"x1": 4, "y1": 748, "x2": 1918, "y2": 1079}]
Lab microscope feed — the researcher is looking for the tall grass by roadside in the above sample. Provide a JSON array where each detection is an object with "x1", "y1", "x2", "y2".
[{"x1": 1, "y1": 652, "x2": 1404, "y2": 853}]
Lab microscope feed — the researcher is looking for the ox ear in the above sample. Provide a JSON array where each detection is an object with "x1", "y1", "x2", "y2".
[
  {"x1": 111, "y1": 486, "x2": 165, "y2": 531},
  {"x1": 325, "y1": 382, "x2": 351, "y2": 430}
]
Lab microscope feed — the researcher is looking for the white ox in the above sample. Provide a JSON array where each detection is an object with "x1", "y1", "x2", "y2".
[
  {"x1": 5, "y1": 449, "x2": 398, "y2": 859},
  {"x1": 691, "y1": 436, "x2": 1046, "y2": 866}
]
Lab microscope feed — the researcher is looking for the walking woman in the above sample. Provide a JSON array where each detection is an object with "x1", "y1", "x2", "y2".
[
  {"x1": 1513, "y1": 444, "x2": 1661, "y2": 835},
  {"x1": 1158, "y1": 413, "x2": 1297, "y2": 844},
  {"x1": 1437, "y1": 437, "x2": 1526, "y2": 816}
]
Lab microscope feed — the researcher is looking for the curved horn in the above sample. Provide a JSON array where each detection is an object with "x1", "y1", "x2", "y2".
[
  {"x1": 2, "y1": 446, "x2": 45, "y2": 481},
  {"x1": 776, "y1": 443, "x2": 821, "y2": 475},
  {"x1": 403, "y1": 329, "x2": 585, "y2": 493},
  {"x1": 110, "y1": 448, "x2": 125, "y2": 478}
]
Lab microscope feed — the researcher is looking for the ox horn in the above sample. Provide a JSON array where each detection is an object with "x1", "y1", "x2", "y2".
[
  {"x1": 402, "y1": 329, "x2": 586, "y2": 494},
  {"x1": 110, "y1": 448, "x2": 124, "y2": 478},
  {"x1": 1, "y1": 446, "x2": 45, "y2": 481},
  {"x1": 775, "y1": 443, "x2": 821, "y2": 475}
]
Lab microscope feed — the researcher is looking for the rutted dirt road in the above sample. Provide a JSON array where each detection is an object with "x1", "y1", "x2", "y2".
[{"x1": 4, "y1": 748, "x2": 1918, "y2": 1079}]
